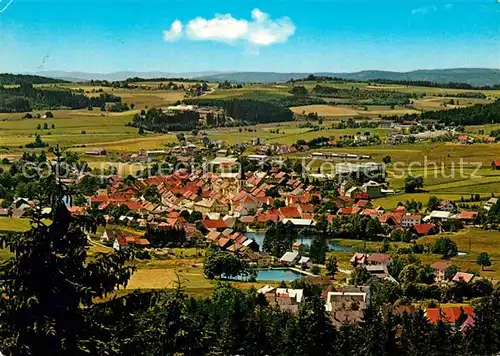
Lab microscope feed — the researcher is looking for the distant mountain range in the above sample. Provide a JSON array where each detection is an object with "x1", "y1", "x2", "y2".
[
  {"x1": 28, "y1": 71, "x2": 226, "y2": 83},
  {"x1": 29, "y1": 68, "x2": 500, "y2": 86},
  {"x1": 198, "y1": 68, "x2": 500, "y2": 87}
]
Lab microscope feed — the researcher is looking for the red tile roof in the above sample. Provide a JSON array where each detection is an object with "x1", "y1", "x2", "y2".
[
  {"x1": 367, "y1": 254, "x2": 391, "y2": 264},
  {"x1": 299, "y1": 204, "x2": 314, "y2": 213},
  {"x1": 426, "y1": 306, "x2": 474, "y2": 324},
  {"x1": 338, "y1": 207, "x2": 356, "y2": 215},
  {"x1": 207, "y1": 231, "x2": 222, "y2": 242},
  {"x1": 458, "y1": 211, "x2": 478, "y2": 220},
  {"x1": 90, "y1": 195, "x2": 109, "y2": 204},
  {"x1": 355, "y1": 192, "x2": 369, "y2": 200},
  {"x1": 430, "y1": 262, "x2": 451, "y2": 271},
  {"x1": 67, "y1": 206, "x2": 86, "y2": 216},
  {"x1": 122, "y1": 201, "x2": 143, "y2": 210},
  {"x1": 378, "y1": 213, "x2": 401, "y2": 225},
  {"x1": 217, "y1": 237, "x2": 231, "y2": 248},
  {"x1": 202, "y1": 219, "x2": 228, "y2": 230},
  {"x1": 279, "y1": 206, "x2": 301, "y2": 219},
  {"x1": 452, "y1": 272, "x2": 475, "y2": 283},
  {"x1": 361, "y1": 209, "x2": 379, "y2": 217},
  {"x1": 356, "y1": 199, "x2": 371, "y2": 207},
  {"x1": 239, "y1": 216, "x2": 255, "y2": 224},
  {"x1": 118, "y1": 236, "x2": 150, "y2": 246},
  {"x1": 402, "y1": 214, "x2": 421, "y2": 221},
  {"x1": 413, "y1": 223, "x2": 435, "y2": 235},
  {"x1": 257, "y1": 214, "x2": 279, "y2": 223},
  {"x1": 493, "y1": 160, "x2": 500, "y2": 167}
]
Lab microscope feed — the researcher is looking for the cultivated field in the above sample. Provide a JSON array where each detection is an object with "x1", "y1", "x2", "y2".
[{"x1": 291, "y1": 104, "x2": 420, "y2": 117}]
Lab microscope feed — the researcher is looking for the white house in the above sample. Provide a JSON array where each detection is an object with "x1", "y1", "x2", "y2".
[
  {"x1": 298, "y1": 256, "x2": 312, "y2": 269},
  {"x1": 429, "y1": 210, "x2": 452, "y2": 221},
  {"x1": 401, "y1": 214, "x2": 422, "y2": 228},
  {"x1": 280, "y1": 251, "x2": 300, "y2": 265},
  {"x1": 437, "y1": 200, "x2": 457, "y2": 212}
]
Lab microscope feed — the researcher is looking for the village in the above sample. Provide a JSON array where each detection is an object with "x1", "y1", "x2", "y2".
[
  {"x1": 4, "y1": 125, "x2": 498, "y2": 333},
  {"x1": 1, "y1": 0, "x2": 500, "y2": 351}
]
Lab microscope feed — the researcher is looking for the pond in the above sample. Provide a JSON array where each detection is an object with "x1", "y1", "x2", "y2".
[
  {"x1": 245, "y1": 232, "x2": 356, "y2": 253},
  {"x1": 225, "y1": 268, "x2": 304, "y2": 282},
  {"x1": 256, "y1": 268, "x2": 304, "y2": 281}
]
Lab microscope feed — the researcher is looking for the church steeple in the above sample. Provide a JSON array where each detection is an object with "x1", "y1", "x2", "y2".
[{"x1": 238, "y1": 161, "x2": 246, "y2": 192}]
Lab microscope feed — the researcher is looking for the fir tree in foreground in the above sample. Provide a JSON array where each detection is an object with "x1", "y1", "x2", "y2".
[{"x1": 0, "y1": 149, "x2": 134, "y2": 355}]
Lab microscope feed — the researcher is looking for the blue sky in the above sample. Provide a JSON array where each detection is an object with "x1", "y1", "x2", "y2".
[{"x1": 0, "y1": 0, "x2": 498, "y2": 73}]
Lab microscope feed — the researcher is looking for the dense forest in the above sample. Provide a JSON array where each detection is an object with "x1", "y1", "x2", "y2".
[
  {"x1": 380, "y1": 99, "x2": 500, "y2": 126},
  {"x1": 189, "y1": 91, "x2": 326, "y2": 108},
  {"x1": 0, "y1": 84, "x2": 125, "y2": 112},
  {"x1": 311, "y1": 85, "x2": 418, "y2": 105},
  {"x1": 186, "y1": 98, "x2": 294, "y2": 124},
  {"x1": 289, "y1": 74, "x2": 351, "y2": 83},
  {"x1": 88, "y1": 77, "x2": 208, "y2": 88},
  {"x1": 0, "y1": 73, "x2": 69, "y2": 85},
  {"x1": 130, "y1": 107, "x2": 200, "y2": 132},
  {"x1": 369, "y1": 78, "x2": 500, "y2": 90},
  {"x1": 420, "y1": 99, "x2": 500, "y2": 126}
]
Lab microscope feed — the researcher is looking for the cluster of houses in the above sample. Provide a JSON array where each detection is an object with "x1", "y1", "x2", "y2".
[
  {"x1": 350, "y1": 252, "x2": 479, "y2": 287},
  {"x1": 6, "y1": 156, "x2": 485, "y2": 246},
  {"x1": 165, "y1": 104, "x2": 222, "y2": 124},
  {"x1": 205, "y1": 227, "x2": 270, "y2": 265},
  {"x1": 279, "y1": 242, "x2": 312, "y2": 269},
  {"x1": 380, "y1": 118, "x2": 499, "y2": 146},
  {"x1": 257, "y1": 280, "x2": 474, "y2": 330},
  {"x1": 332, "y1": 197, "x2": 480, "y2": 236}
]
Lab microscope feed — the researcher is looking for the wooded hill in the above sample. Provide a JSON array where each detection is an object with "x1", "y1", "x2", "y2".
[
  {"x1": 0, "y1": 73, "x2": 69, "y2": 85},
  {"x1": 0, "y1": 84, "x2": 124, "y2": 113},
  {"x1": 420, "y1": 99, "x2": 500, "y2": 126}
]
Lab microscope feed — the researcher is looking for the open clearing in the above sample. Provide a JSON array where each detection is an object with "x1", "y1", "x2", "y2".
[
  {"x1": 290, "y1": 104, "x2": 419, "y2": 117},
  {"x1": 419, "y1": 229, "x2": 500, "y2": 280}
]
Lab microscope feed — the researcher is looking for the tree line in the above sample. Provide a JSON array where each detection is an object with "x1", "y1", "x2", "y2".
[
  {"x1": 381, "y1": 99, "x2": 500, "y2": 126},
  {"x1": 419, "y1": 99, "x2": 500, "y2": 126},
  {"x1": 129, "y1": 107, "x2": 199, "y2": 132},
  {"x1": 185, "y1": 97, "x2": 294, "y2": 125},
  {"x1": 0, "y1": 84, "x2": 126, "y2": 113},
  {"x1": 370, "y1": 78, "x2": 500, "y2": 90},
  {"x1": 0, "y1": 73, "x2": 69, "y2": 85},
  {"x1": 88, "y1": 77, "x2": 208, "y2": 87},
  {"x1": 311, "y1": 85, "x2": 418, "y2": 106}
]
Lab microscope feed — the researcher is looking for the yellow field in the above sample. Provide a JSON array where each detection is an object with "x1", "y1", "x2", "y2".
[
  {"x1": 419, "y1": 229, "x2": 500, "y2": 280},
  {"x1": 0, "y1": 217, "x2": 32, "y2": 232},
  {"x1": 365, "y1": 83, "x2": 500, "y2": 99},
  {"x1": 290, "y1": 104, "x2": 419, "y2": 117}
]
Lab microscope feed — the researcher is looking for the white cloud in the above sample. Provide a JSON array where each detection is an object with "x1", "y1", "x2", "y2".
[
  {"x1": 247, "y1": 10, "x2": 295, "y2": 46},
  {"x1": 162, "y1": 9, "x2": 296, "y2": 47},
  {"x1": 163, "y1": 20, "x2": 183, "y2": 42},
  {"x1": 186, "y1": 14, "x2": 249, "y2": 42},
  {"x1": 251, "y1": 8, "x2": 268, "y2": 22},
  {"x1": 411, "y1": 5, "x2": 438, "y2": 14}
]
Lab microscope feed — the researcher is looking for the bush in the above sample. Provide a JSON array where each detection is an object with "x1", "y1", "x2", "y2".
[
  {"x1": 311, "y1": 266, "x2": 321, "y2": 275},
  {"x1": 135, "y1": 250, "x2": 152, "y2": 260}
]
